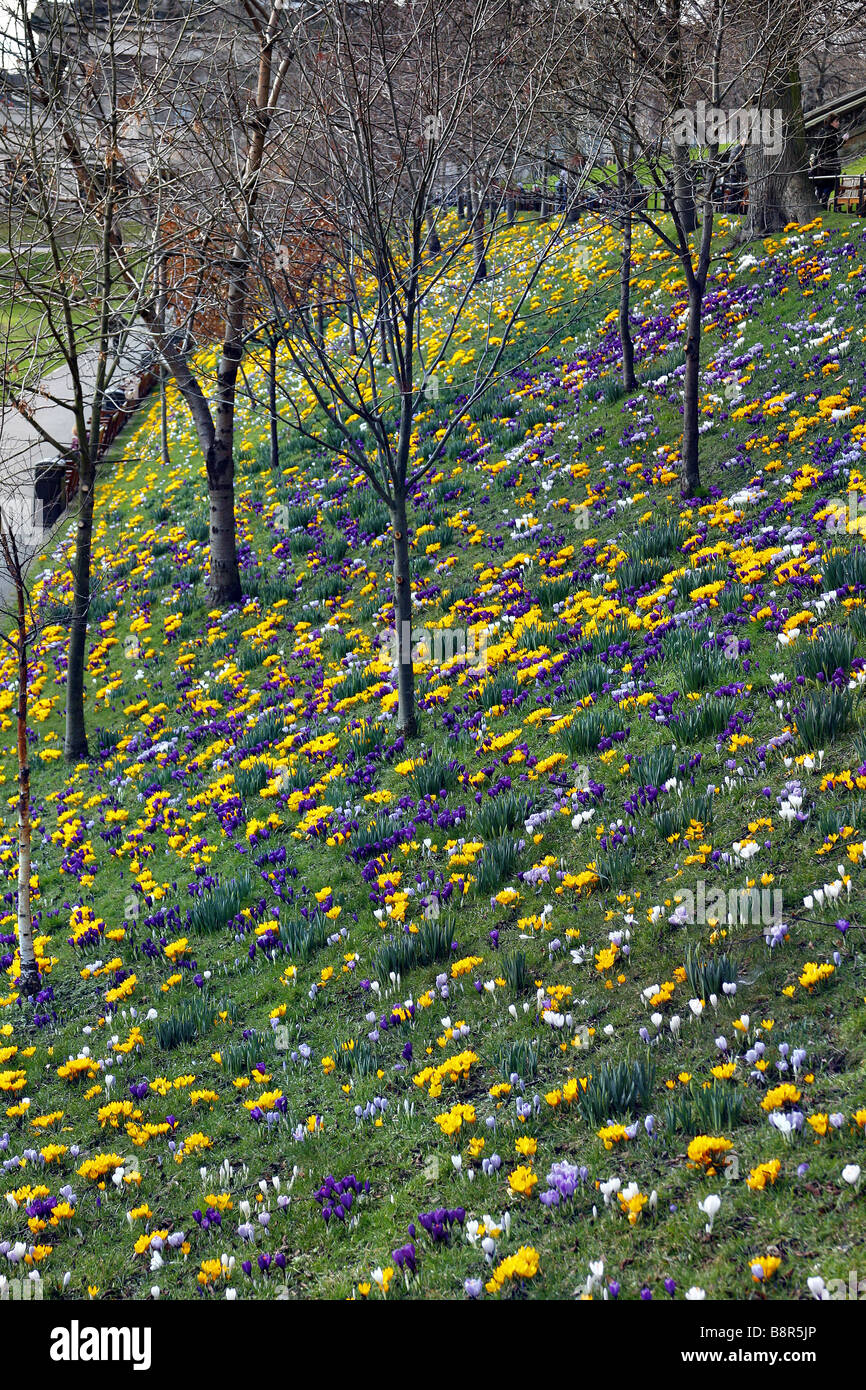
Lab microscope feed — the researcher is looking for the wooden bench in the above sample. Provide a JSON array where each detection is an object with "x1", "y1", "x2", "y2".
[{"x1": 834, "y1": 175, "x2": 865, "y2": 213}]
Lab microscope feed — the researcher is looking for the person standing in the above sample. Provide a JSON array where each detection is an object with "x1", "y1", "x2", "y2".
[{"x1": 810, "y1": 116, "x2": 842, "y2": 208}]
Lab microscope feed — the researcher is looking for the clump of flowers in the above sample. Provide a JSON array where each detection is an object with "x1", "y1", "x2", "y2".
[
  {"x1": 687, "y1": 1135, "x2": 734, "y2": 1173},
  {"x1": 485, "y1": 1244, "x2": 540, "y2": 1295},
  {"x1": 618, "y1": 1182, "x2": 650, "y2": 1224},
  {"x1": 314, "y1": 1173, "x2": 370, "y2": 1224},
  {"x1": 799, "y1": 961, "x2": 835, "y2": 991},
  {"x1": 508, "y1": 1165, "x2": 538, "y2": 1198},
  {"x1": 413, "y1": 1207, "x2": 465, "y2": 1243},
  {"x1": 749, "y1": 1254, "x2": 782, "y2": 1283},
  {"x1": 540, "y1": 1160, "x2": 588, "y2": 1207},
  {"x1": 433, "y1": 1102, "x2": 476, "y2": 1136},
  {"x1": 598, "y1": 1124, "x2": 633, "y2": 1151},
  {"x1": 746, "y1": 1159, "x2": 782, "y2": 1191},
  {"x1": 413, "y1": 1050, "x2": 478, "y2": 1099},
  {"x1": 761, "y1": 1083, "x2": 801, "y2": 1112}
]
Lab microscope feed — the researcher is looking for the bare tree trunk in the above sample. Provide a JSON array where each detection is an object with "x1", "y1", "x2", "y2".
[
  {"x1": 679, "y1": 197, "x2": 714, "y2": 497},
  {"x1": 778, "y1": 64, "x2": 817, "y2": 221},
  {"x1": 681, "y1": 280, "x2": 702, "y2": 497},
  {"x1": 208, "y1": 451, "x2": 242, "y2": 603},
  {"x1": 64, "y1": 459, "x2": 95, "y2": 759},
  {"x1": 2, "y1": 538, "x2": 39, "y2": 998},
  {"x1": 269, "y1": 332, "x2": 279, "y2": 470},
  {"x1": 390, "y1": 494, "x2": 416, "y2": 738},
  {"x1": 15, "y1": 619, "x2": 37, "y2": 995},
  {"x1": 665, "y1": 0, "x2": 697, "y2": 233},
  {"x1": 744, "y1": 63, "x2": 817, "y2": 235},
  {"x1": 470, "y1": 172, "x2": 488, "y2": 284},
  {"x1": 616, "y1": 148, "x2": 637, "y2": 391},
  {"x1": 347, "y1": 300, "x2": 358, "y2": 355},
  {"x1": 619, "y1": 205, "x2": 636, "y2": 391},
  {"x1": 160, "y1": 367, "x2": 170, "y2": 466},
  {"x1": 672, "y1": 142, "x2": 697, "y2": 233}
]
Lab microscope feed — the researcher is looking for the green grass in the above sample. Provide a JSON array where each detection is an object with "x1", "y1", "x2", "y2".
[{"x1": 0, "y1": 207, "x2": 864, "y2": 1302}]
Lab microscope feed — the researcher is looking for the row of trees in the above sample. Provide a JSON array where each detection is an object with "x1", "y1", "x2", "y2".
[{"x1": 0, "y1": 0, "x2": 863, "y2": 991}]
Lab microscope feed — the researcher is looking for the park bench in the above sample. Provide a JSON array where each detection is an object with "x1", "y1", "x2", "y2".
[{"x1": 834, "y1": 174, "x2": 865, "y2": 214}]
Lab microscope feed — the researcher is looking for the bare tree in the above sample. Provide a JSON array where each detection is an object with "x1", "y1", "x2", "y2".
[
  {"x1": 737, "y1": 0, "x2": 818, "y2": 235},
  {"x1": 568, "y1": 0, "x2": 804, "y2": 494},
  {"x1": 0, "y1": 497, "x2": 52, "y2": 997},
  {"x1": 251, "y1": 0, "x2": 589, "y2": 737},
  {"x1": 0, "y1": 0, "x2": 151, "y2": 758},
  {"x1": 7, "y1": 0, "x2": 302, "y2": 625}
]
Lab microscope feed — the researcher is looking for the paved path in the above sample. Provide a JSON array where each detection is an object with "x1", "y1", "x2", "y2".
[
  {"x1": 0, "y1": 323, "x2": 156, "y2": 605},
  {"x1": 0, "y1": 322, "x2": 154, "y2": 529}
]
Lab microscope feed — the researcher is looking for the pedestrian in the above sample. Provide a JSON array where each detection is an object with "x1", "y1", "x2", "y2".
[{"x1": 810, "y1": 116, "x2": 842, "y2": 208}]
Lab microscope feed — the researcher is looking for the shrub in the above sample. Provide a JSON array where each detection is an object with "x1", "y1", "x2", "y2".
[
  {"x1": 234, "y1": 764, "x2": 269, "y2": 799},
  {"x1": 594, "y1": 844, "x2": 636, "y2": 888},
  {"x1": 220, "y1": 1033, "x2": 275, "y2": 1076},
  {"x1": 616, "y1": 554, "x2": 671, "y2": 593},
  {"x1": 796, "y1": 689, "x2": 855, "y2": 749},
  {"x1": 371, "y1": 916, "x2": 455, "y2": 980},
  {"x1": 628, "y1": 519, "x2": 687, "y2": 561},
  {"x1": 474, "y1": 836, "x2": 522, "y2": 893},
  {"x1": 692, "y1": 1080, "x2": 744, "y2": 1131},
  {"x1": 823, "y1": 545, "x2": 866, "y2": 591},
  {"x1": 579, "y1": 1057, "x2": 655, "y2": 1125},
  {"x1": 495, "y1": 1038, "x2": 538, "y2": 1081},
  {"x1": 683, "y1": 943, "x2": 738, "y2": 999},
  {"x1": 591, "y1": 618, "x2": 633, "y2": 655},
  {"x1": 188, "y1": 872, "x2": 257, "y2": 935},
  {"x1": 279, "y1": 912, "x2": 330, "y2": 960},
  {"x1": 630, "y1": 745, "x2": 677, "y2": 789},
  {"x1": 563, "y1": 662, "x2": 608, "y2": 701},
  {"x1": 794, "y1": 625, "x2": 856, "y2": 682},
  {"x1": 817, "y1": 799, "x2": 866, "y2": 835},
  {"x1": 678, "y1": 646, "x2": 729, "y2": 693},
  {"x1": 674, "y1": 696, "x2": 738, "y2": 743},
  {"x1": 538, "y1": 575, "x2": 573, "y2": 611},
  {"x1": 155, "y1": 993, "x2": 230, "y2": 1050},
  {"x1": 475, "y1": 791, "x2": 533, "y2": 839},
  {"x1": 331, "y1": 667, "x2": 373, "y2": 703},
  {"x1": 409, "y1": 754, "x2": 462, "y2": 799},
  {"x1": 239, "y1": 709, "x2": 286, "y2": 752},
  {"x1": 501, "y1": 949, "x2": 532, "y2": 993},
  {"x1": 348, "y1": 721, "x2": 387, "y2": 761},
  {"x1": 561, "y1": 708, "x2": 628, "y2": 755}
]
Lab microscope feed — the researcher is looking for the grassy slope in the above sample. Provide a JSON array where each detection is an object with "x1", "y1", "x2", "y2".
[{"x1": 1, "y1": 208, "x2": 865, "y2": 1301}]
